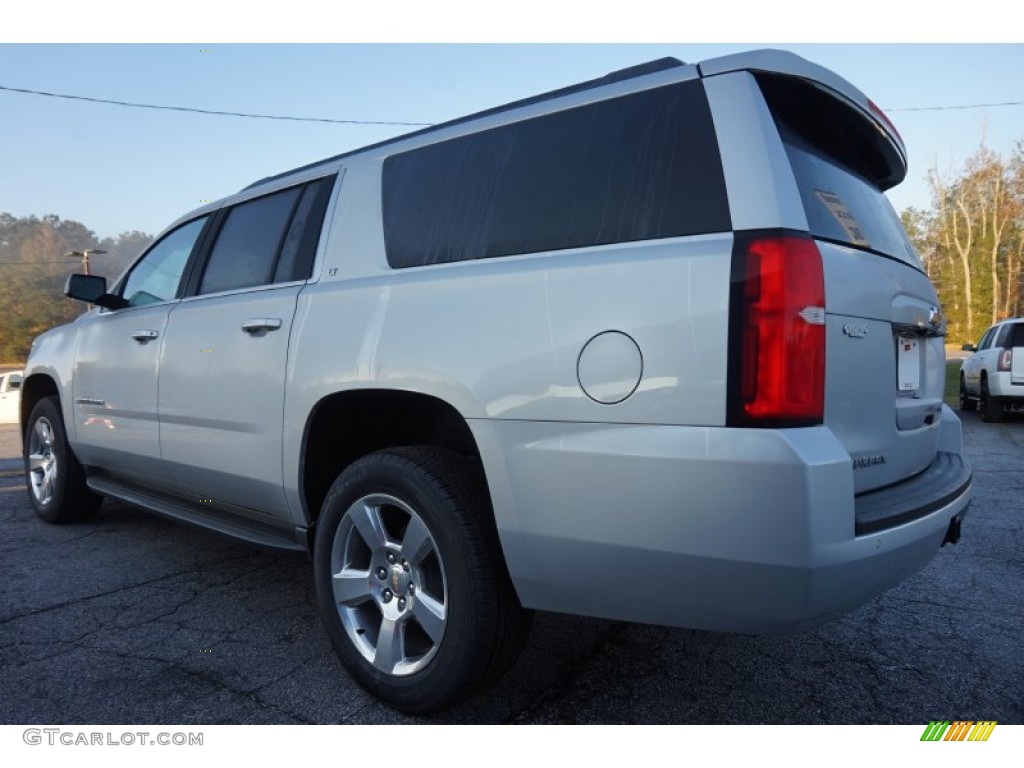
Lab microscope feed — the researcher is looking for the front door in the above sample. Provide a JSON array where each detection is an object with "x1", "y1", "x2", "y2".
[{"x1": 71, "y1": 216, "x2": 209, "y2": 485}]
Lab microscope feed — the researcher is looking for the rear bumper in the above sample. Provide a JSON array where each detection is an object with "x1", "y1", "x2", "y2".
[
  {"x1": 472, "y1": 406, "x2": 971, "y2": 634},
  {"x1": 855, "y1": 451, "x2": 970, "y2": 535},
  {"x1": 986, "y1": 372, "x2": 1024, "y2": 401}
]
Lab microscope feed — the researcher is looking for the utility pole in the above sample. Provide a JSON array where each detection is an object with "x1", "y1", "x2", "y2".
[{"x1": 66, "y1": 248, "x2": 107, "y2": 276}]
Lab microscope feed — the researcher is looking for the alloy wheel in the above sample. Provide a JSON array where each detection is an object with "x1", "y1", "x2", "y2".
[
  {"x1": 27, "y1": 416, "x2": 58, "y2": 506},
  {"x1": 329, "y1": 493, "x2": 447, "y2": 676}
]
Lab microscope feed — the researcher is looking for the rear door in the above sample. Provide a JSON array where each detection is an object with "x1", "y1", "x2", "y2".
[
  {"x1": 755, "y1": 73, "x2": 946, "y2": 494},
  {"x1": 158, "y1": 177, "x2": 334, "y2": 516},
  {"x1": 963, "y1": 326, "x2": 997, "y2": 392}
]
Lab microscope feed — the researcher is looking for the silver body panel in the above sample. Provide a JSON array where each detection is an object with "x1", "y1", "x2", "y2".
[{"x1": 21, "y1": 49, "x2": 970, "y2": 633}]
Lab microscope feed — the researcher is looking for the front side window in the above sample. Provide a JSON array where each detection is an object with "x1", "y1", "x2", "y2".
[{"x1": 121, "y1": 217, "x2": 208, "y2": 307}]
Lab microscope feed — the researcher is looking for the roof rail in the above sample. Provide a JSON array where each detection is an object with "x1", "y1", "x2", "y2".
[{"x1": 241, "y1": 57, "x2": 686, "y2": 192}]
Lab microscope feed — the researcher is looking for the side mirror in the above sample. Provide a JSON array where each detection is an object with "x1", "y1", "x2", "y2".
[
  {"x1": 961, "y1": 344, "x2": 976, "y2": 352},
  {"x1": 64, "y1": 274, "x2": 128, "y2": 310}
]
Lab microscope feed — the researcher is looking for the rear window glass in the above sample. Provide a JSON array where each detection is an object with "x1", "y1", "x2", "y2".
[
  {"x1": 382, "y1": 80, "x2": 730, "y2": 268},
  {"x1": 758, "y1": 75, "x2": 920, "y2": 269},
  {"x1": 1009, "y1": 323, "x2": 1024, "y2": 348},
  {"x1": 781, "y1": 130, "x2": 920, "y2": 268}
]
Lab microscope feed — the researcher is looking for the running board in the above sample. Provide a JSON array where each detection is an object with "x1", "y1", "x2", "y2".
[{"x1": 87, "y1": 475, "x2": 307, "y2": 553}]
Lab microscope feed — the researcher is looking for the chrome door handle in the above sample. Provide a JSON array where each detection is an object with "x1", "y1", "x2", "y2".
[
  {"x1": 241, "y1": 318, "x2": 282, "y2": 334},
  {"x1": 131, "y1": 330, "x2": 159, "y2": 343}
]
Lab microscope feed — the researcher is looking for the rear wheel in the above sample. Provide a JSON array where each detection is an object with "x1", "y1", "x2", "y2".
[
  {"x1": 980, "y1": 378, "x2": 1005, "y2": 423},
  {"x1": 958, "y1": 374, "x2": 975, "y2": 412},
  {"x1": 313, "y1": 446, "x2": 530, "y2": 713},
  {"x1": 24, "y1": 396, "x2": 102, "y2": 523}
]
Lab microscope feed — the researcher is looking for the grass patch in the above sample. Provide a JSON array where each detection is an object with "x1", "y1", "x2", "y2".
[{"x1": 944, "y1": 361, "x2": 961, "y2": 408}]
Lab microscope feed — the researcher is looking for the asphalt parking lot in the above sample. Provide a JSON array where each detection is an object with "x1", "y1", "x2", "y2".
[{"x1": 1, "y1": 411, "x2": 1021, "y2": 725}]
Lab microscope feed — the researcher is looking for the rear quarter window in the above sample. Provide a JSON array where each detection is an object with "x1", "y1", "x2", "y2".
[
  {"x1": 1008, "y1": 323, "x2": 1024, "y2": 348},
  {"x1": 382, "y1": 80, "x2": 730, "y2": 268}
]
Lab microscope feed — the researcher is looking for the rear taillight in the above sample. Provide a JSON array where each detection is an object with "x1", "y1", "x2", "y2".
[
  {"x1": 728, "y1": 231, "x2": 826, "y2": 427},
  {"x1": 997, "y1": 348, "x2": 1012, "y2": 372}
]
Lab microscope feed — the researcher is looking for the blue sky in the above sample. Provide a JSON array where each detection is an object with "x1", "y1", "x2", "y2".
[{"x1": 1, "y1": 34, "x2": 1022, "y2": 242}]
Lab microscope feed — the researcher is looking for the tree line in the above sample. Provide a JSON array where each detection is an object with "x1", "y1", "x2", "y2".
[
  {"x1": 0, "y1": 213, "x2": 152, "y2": 363},
  {"x1": 902, "y1": 140, "x2": 1024, "y2": 345}
]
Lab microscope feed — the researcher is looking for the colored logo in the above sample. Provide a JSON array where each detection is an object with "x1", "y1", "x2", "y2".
[{"x1": 920, "y1": 721, "x2": 996, "y2": 742}]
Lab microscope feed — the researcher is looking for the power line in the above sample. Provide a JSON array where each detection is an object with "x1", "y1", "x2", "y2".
[
  {"x1": 4, "y1": 81, "x2": 1023, "y2": 122},
  {"x1": 0, "y1": 84, "x2": 435, "y2": 127},
  {"x1": 887, "y1": 100, "x2": 1024, "y2": 112}
]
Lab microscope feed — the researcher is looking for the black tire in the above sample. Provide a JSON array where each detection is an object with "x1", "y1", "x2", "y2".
[
  {"x1": 958, "y1": 374, "x2": 975, "y2": 412},
  {"x1": 313, "y1": 446, "x2": 530, "y2": 714},
  {"x1": 23, "y1": 396, "x2": 102, "y2": 523},
  {"x1": 980, "y1": 379, "x2": 1004, "y2": 423}
]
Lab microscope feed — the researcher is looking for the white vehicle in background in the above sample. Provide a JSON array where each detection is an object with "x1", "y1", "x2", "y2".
[
  {"x1": 0, "y1": 370, "x2": 23, "y2": 424},
  {"x1": 959, "y1": 318, "x2": 1024, "y2": 422}
]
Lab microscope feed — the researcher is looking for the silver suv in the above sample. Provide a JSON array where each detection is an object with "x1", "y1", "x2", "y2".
[{"x1": 21, "y1": 50, "x2": 972, "y2": 712}]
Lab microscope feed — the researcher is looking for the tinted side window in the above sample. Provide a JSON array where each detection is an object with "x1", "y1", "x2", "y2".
[
  {"x1": 199, "y1": 187, "x2": 301, "y2": 295},
  {"x1": 994, "y1": 324, "x2": 1011, "y2": 347},
  {"x1": 383, "y1": 80, "x2": 729, "y2": 268},
  {"x1": 1010, "y1": 323, "x2": 1024, "y2": 348},
  {"x1": 273, "y1": 177, "x2": 334, "y2": 283},
  {"x1": 122, "y1": 217, "x2": 208, "y2": 306},
  {"x1": 978, "y1": 328, "x2": 996, "y2": 351}
]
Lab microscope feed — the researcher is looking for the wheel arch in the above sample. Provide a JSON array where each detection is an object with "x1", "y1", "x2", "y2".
[
  {"x1": 299, "y1": 389, "x2": 485, "y2": 527},
  {"x1": 19, "y1": 373, "x2": 60, "y2": 440}
]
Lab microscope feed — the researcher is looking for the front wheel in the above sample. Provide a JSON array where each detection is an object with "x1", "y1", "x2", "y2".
[
  {"x1": 24, "y1": 396, "x2": 102, "y2": 523},
  {"x1": 313, "y1": 447, "x2": 530, "y2": 713}
]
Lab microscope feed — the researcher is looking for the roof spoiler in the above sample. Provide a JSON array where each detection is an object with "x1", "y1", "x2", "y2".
[{"x1": 698, "y1": 48, "x2": 907, "y2": 185}]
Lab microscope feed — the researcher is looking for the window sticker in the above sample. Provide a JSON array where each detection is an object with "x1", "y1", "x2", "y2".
[{"x1": 815, "y1": 190, "x2": 870, "y2": 247}]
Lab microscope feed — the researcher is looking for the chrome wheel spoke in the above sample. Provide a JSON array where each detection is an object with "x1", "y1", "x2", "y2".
[
  {"x1": 348, "y1": 500, "x2": 388, "y2": 549},
  {"x1": 28, "y1": 453, "x2": 45, "y2": 472},
  {"x1": 373, "y1": 617, "x2": 404, "y2": 673},
  {"x1": 412, "y1": 590, "x2": 446, "y2": 644},
  {"x1": 332, "y1": 568, "x2": 373, "y2": 606},
  {"x1": 40, "y1": 473, "x2": 53, "y2": 502},
  {"x1": 400, "y1": 515, "x2": 432, "y2": 565}
]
